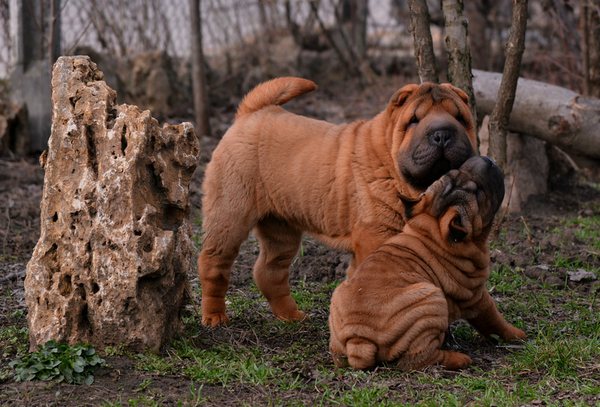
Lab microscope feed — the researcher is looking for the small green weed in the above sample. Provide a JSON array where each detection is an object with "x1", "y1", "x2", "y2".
[
  {"x1": 9, "y1": 339, "x2": 105, "y2": 384},
  {"x1": 0, "y1": 325, "x2": 28, "y2": 357}
]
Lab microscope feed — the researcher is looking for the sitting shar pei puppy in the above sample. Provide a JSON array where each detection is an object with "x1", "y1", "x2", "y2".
[
  {"x1": 199, "y1": 77, "x2": 477, "y2": 326},
  {"x1": 329, "y1": 156, "x2": 526, "y2": 370}
]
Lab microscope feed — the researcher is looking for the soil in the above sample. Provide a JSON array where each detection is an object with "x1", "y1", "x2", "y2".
[{"x1": 1, "y1": 78, "x2": 600, "y2": 406}]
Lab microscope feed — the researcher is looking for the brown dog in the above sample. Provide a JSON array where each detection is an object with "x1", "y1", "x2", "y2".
[
  {"x1": 329, "y1": 156, "x2": 526, "y2": 371},
  {"x1": 199, "y1": 78, "x2": 477, "y2": 326}
]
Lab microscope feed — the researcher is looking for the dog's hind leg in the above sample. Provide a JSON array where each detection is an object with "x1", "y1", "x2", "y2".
[{"x1": 253, "y1": 216, "x2": 305, "y2": 322}]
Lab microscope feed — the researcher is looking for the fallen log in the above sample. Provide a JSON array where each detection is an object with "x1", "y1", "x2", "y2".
[{"x1": 473, "y1": 69, "x2": 600, "y2": 159}]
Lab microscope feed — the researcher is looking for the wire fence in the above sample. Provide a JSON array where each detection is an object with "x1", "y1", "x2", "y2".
[
  {"x1": 0, "y1": 0, "x2": 592, "y2": 94},
  {"x1": 0, "y1": 0, "x2": 405, "y2": 78}
]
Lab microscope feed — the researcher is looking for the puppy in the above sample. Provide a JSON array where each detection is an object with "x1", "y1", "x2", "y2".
[
  {"x1": 199, "y1": 78, "x2": 477, "y2": 326},
  {"x1": 329, "y1": 156, "x2": 526, "y2": 370}
]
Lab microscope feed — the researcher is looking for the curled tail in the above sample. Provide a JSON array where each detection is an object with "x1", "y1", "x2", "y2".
[
  {"x1": 236, "y1": 77, "x2": 317, "y2": 119},
  {"x1": 346, "y1": 337, "x2": 378, "y2": 370}
]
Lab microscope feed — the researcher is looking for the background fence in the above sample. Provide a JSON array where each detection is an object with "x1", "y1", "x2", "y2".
[{"x1": 0, "y1": 0, "x2": 593, "y2": 98}]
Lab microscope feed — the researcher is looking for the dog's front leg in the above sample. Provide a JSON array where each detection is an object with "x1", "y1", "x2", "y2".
[{"x1": 466, "y1": 290, "x2": 526, "y2": 342}]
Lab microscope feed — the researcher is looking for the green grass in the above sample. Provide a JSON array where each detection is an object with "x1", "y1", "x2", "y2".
[{"x1": 4, "y1": 214, "x2": 600, "y2": 406}]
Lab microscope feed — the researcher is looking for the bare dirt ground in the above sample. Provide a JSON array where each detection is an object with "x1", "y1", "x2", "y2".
[{"x1": 1, "y1": 78, "x2": 600, "y2": 406}]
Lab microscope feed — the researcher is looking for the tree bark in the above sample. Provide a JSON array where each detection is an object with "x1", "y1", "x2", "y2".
[
  {"x1": 487, "y1": 0, "x2": 527, "y2": 173},
  {"x1": 189, "y1": 0, "x2": 211, "y2": 138},
  {"x1": 442, "y1": 0, "x2": 477, "y2": 126},
  {"x1": 407, "y1": 0, "x2": 439, "y2": 83},
  {"x1": 474, "y1": 69, "x2": 600, "y2": 159},
  {"x1": 589, "y1": 0, "x2": 600, "y2": 97},
  {"x1": 581, "y1": 0, "x2": 591, "y2": 96}
]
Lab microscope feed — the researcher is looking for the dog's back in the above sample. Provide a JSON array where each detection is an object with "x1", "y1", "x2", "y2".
[{"x1": 236, "y1": 77, "x2": 317, "y2": 119}]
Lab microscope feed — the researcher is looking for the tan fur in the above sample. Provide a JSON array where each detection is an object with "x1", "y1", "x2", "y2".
[
  {"x1": 329, "y1": 156, "x2": 526, "y2": 371},
  {"x1": 199, "y1": 77, "x2": 477, "y2": 326}
]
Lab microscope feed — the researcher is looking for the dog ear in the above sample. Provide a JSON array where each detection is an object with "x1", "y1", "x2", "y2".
[
  {"x1": 389, "y1": 84, "x2": 420, "y2": 108},
  {"x1": 440, "y1": 83, "x2": 469, "y2": 105}
]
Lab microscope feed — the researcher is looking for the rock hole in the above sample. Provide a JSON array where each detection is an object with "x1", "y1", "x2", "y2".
[
  {"x1": 85, "y1": 125, "x2": 98, "y2": 177},
  {"x1": 106, "y1": 107, "x2": 117, "y2": 129},
  {"x1": 79, "y1": 303, "x2": 91, "y2": 334},
  {"x1": 58, "y1": 273, "x2": 72, "y2": 297},
  {"x1": 80, "y1": 284, "x2": 87, "y2": 301},
  {"x1": 92, "y1": 282, "x2": 99, "y2": 294},
  {"x1": 52, "y1": 212, "x2": 58, "y2": 222},
  {"x1": 163, "y1": 205, "x2": 184, "y2": 231},
  {"x1": 143, "y1": 241, "x2": 153, "y2": 253},
  {"x1": 121, "y1": 125, "x2": 128, "y2": 155},
  {"x1": 134, "y1": 230, "x2": 142, "y2": 236},
  {"x1": 42, "y1": 243, "x2": 59, "y2": 288},
  {"x1": 147, "y1": 164, "x2": 161, "y2": 190}
]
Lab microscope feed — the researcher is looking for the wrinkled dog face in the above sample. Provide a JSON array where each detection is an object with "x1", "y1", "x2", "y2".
[
  {"x1": 403, "y1": 156, "x2": 505, "y2": 246},
  {"x1": 392, "y1": 83, "x2": 477, "y2": 190}
]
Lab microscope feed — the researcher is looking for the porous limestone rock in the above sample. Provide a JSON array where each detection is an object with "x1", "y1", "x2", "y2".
[{"x1": 25, "y1": 56, "x2": 200, "y2": 352}]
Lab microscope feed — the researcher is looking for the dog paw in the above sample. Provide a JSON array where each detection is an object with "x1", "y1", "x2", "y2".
[
  {"x1": 504, "y1": 325, "x2": 527, "y2": 342},
  {"x1": 202, "y1": 313, "x2": 231, "y2": 327},
  {"x1": 276, "y1": 310, "x2": 310, "y2": 323},
  {"x1": 440, "y1": 350, "x2": 472, "y2": 370}
]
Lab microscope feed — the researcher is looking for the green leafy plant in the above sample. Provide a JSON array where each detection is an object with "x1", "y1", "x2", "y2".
[{"x1": 9, "y1": 339, "x2": 105, "y2": 385}]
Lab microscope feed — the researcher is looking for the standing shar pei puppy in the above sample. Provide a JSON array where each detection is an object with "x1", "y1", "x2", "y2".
[
  {"x1": 199, "y1": 77, "x2": 477, "y2": 326},
  {"x1": 329, "y1": 156, "x2": 526, "y2": 371}
]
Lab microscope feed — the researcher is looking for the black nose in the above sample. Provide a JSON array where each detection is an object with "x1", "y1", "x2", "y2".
[{"x1": 429, "y1": 129, "x2": 455, "y2": 147}]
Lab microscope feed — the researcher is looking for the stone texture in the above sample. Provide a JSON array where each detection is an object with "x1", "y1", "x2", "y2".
[{"x1": 25, "y1": 56, "x2": 200, "y2": 352}]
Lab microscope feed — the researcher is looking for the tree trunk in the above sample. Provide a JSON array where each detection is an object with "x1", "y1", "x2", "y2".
[
  {"x1": 407, "y1": 0, "x2": 439, "y2": 83},
  {"x1": 442, "y1": 0, "x2": 477, "y2": 126},
  {"x1": 581, "y1": 0, "x2": 591, "y2": 96},
  {"x1": 189, "y1": 0, "x2": 211, "y2": 138},
  {"x1": 487, "y1": 0, "x2": 527, "y2": 173},
  {"x1": 474, "y1": 69, "x2": 600, "y2": 159},
  {"x1": 589, "y1": 0, "x2": 600, "y2": 97}
]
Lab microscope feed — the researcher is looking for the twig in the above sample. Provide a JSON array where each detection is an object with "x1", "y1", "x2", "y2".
[
  {"x1": 65, "y1": 16, "x2": 95, "y2": 56},
  {"x1": 308, "y1": 1, "x2": 361, "y2": 78},
  {"x1": 520, "y1": 216, "x2": 534, "y2": 243}
]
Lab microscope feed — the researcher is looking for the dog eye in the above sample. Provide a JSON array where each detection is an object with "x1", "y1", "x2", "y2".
[
  {"x1": 456, "y1": 113, "x2": 467, "y2": 124},
  {"x1": 408, "y1": 116, "x2": 419, "y2": 126}
]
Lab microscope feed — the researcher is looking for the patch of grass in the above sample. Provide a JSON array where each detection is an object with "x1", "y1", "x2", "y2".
[
  {"x1": 488, "y1": 265, "x2": 533, "y2": 293},
  {"x1": 133, "y1": 353, "x2": 180, "y2": 375},
  {"x1": 182, "y1": 345, "x2": 280, "y2": 386}
]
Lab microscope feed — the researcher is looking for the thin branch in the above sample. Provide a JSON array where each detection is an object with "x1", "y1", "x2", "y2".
[{"x1": 309, "y1": 1, "x2": 361, "y2": 77}]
